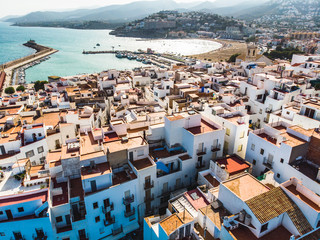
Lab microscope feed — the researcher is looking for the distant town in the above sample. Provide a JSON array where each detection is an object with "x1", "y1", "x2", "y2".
[{"x1": 1, "y1": 0, "x2": 320, "y2": 240}]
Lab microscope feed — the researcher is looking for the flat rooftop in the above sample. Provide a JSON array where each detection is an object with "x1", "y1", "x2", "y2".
[
  {"x1": 229, "y1": 225, "x2": 292, "y2": 240},
  {"x1": 184, "y1": 189, "x2": 209, "y2": 210},
  {"x1": 159, "y1": 211, "x2": 193, "y2": 236},
  {"x1": 112, "y1": 167, "x2": 137, "y2": 186},
  {"x1": 0, "y1": 189, "x2": 48, "y2": 207},
  {"x1": 70, "y1": 178, "x2": 84, "y2": 200},
  {"x1": 216, "y1": 155, "x2": 250, "y2": 175},
  {"x1": 285, "y1": 184, "x2": 320, "y2": 211},
  {"x1": 223, "y1": 174, "x2": 269, "y2": 201},
  {"x1": 186, "y1": 120, "x2": 218, "y2": 135},
  {"x1": 199, "y1": 205, "x2": 227, "y2": 230},
  {"x1": 81, "y1": 162, "x2": 111, "y2": 180},
  {"x1": 204, "y1": 174, "x2": 220, "y2": 188},
  {"x1": 149, "y1": 146, "x2": 186, "y2": 160},
  {"x1": 104, "y1": 136, "x2": 147, "y2": 153},
  {"x1": 130, "y1": 158, "x2": 154, "y2": 170},
  {"x1": 51, "y1": 178, "x2": 68, "y2": 207}
]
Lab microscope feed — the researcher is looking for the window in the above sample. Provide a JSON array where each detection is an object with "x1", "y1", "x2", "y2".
[
  {"x1": 0, "y1": 232, "x2": 4, "y2": 236},
  {"x1": 277, "y1": 173, "x2": 281, "y2": 178},
  {"x1": 251, "y1": 144, "x2": 255, "y2": 151},
  {"x1": 260, "y1": 148, "x2": 264, "y2": 155},
  {"x1": 137, "y1": 149, "x2": 144, "y2": 156},
  {"x1": 18, "y1": 207, "x2": 24, "y2": 212},
  {"x1": 38, "y1": 133, "x2": 42, "y2": 137},
  {"x1": 26, "y1": 150, "x2": 35, "y2": 158},
  {"x1": 280, "y1": 158, "x2": 284, "y2": 163},
  {"x1": 226, "y1": 128, "x2": 230, "y2": 136},
  {"x1": 66, "y1": 135, "x2": 69, "y2": 139},
  {"x1": 40, "y1": 157, "x2": 45, "y2": 164},
  {"x1": 0, "y1": 211, "x2": 3, "y2": 215},
  {"x1": 166, "y1": 85, "x2": 170, "y2": 89},
  {"x1": 240, "y1": 131, "x2": 245, "y2": 139},
  {"x1": 37, "y1": 146, "x2": 44, "y2": 154},
  {"x1": 286, "y1": 111, "x2": 290, "y2": 115},
  {"x1": 56, "y1": 216, "x2": 63, "y2": 222},
  {"x1": 253, "y1": 160, "x2": 256, "y2": 165},
  {"x1": 93, "y1": 202, "x2": 98, "y2": 209},
  {"x1": 95, "y1": 216, "x2": 100, "y2": 223},
  {"x1": 237, "y1": 144, "x2": 243, "y2": 152},
  {"x1": 261, "y1": 223, "x2": 269, "y2": 233}
]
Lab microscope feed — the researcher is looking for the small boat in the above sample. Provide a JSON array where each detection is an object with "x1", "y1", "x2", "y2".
[
  {"x1": 136, "y1": 58, "x2": 142, "y2": 62},
  {"x1": 116, "y1": 52, "x2": 123, "y2": 58},
  {"x1": 96, "y1": 43, "x2": 100, "y2": 46},
  {"x1": 142, "y1": 59, "x2": 151, "y2": 64}
]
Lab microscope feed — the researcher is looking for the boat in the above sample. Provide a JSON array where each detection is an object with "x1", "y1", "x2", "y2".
[
  {"x1": 116, "y1": 52, "x2": 123, "y2": 58},
  {"x1": 96, "y1": 43, "x2": 100, "y2": 46},
  {"x1": 136, "y1": 58, "x2": 142, "y2": 62},
  {"x1": 142, "y1": 59, "x2": 151, "y2": 64}
]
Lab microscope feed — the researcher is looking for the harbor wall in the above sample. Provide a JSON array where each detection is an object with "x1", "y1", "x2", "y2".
[{"x1": 0, "y1": 42, "x2": 55, "y2": 70}]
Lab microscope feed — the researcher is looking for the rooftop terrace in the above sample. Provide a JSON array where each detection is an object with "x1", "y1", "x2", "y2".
[{"x1": 186, "y1": 119, "x2": 219, "y2": 135}]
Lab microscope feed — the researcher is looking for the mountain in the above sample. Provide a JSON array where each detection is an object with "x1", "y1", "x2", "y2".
[
  {"x1": 5, "y1": 0, "x2": 188, "y2": 23},
  {"x1": 234, "y1": 0, "x2": 320, "y2": 20}
]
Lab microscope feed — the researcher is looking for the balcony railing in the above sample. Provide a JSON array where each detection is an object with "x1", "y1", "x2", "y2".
[
  {"x1": 144, "y1": 193, "x2": 154, "y2": 202},
  {"x1": 124, "y1": 207, "x2": 135, "y2": 218},
  {"x1": 112, "y1": 225, "x2": 123, "y2": 236},
  {"x1": 101, "y1": 203, "x2": 114, "y2": 214},
  {"x1": 104, "y1": 216, "x2": 115, "y2": 226},
  {"x1": 211, "y1": 144, "x2": 221, "y2": 152},
  {"x1": 144, "y1": 180, "x2": 154, "y2": 190},
  {"x1": 263, "y1": 157, "x2": 273, "y2": 169},
  {"x1": 123, "y1": 194, "x2": 134, "y2": 205},
  {"x1": 197, "y1": 147, "x2": 207, "y2": 155}
]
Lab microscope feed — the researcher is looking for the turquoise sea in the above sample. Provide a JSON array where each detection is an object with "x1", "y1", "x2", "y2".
[{"x1": 0, "y1": 22, "x2": 221, "y2": 83}]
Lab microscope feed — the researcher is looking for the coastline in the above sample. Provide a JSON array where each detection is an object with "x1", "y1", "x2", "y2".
[{"x1": 188, "y1": 39, "x2": 247, "y2": 62}]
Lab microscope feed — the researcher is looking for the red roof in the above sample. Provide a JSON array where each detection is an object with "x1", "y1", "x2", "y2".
[
  {"x1": 184, "y1": 189, "x2": 209, "y2": 210},
  {"x1": 104, "y1": 132, "x2": 119, "y2": 142},
  {"x1": 216, "y1": 155, "x2": 250, "y2": 175},
  {"x1": 0, "y1": 189, "x2": 48, "y2": 207}
]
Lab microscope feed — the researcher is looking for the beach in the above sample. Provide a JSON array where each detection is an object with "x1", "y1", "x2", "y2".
[{"x1": 189, "y1": 39, "x2": 247, "y2": 62}]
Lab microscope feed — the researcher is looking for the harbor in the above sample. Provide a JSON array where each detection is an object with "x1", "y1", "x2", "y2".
[
  {"x1": 0, "y1": 40, "x2": 58, "y2": 93},
  {"x1": 82, "y1": 49, "x2": 186, "y2": 68}
]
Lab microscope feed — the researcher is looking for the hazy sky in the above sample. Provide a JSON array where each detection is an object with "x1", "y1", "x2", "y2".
[{"x1": 1, "y1": 0, "x2": 213, "y2": 18}]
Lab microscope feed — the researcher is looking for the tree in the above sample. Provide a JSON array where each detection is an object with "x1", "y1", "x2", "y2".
[
  {"x1": 34, "y1": 81, "x2": 48, "y2": 91},
  {"x1": 5, "y1": 87, "x2": 15, "y2": 94},
  {"x1": 227, "y1": 53, "x2": 241, "y2": 63},
  {"x1": 16, "y1": 85, "x2": 25, "y2": 92}
]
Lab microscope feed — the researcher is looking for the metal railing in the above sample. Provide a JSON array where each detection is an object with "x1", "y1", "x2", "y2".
[
  {"x1": 144, "y1": 180, "x2": 154, "y2": 190},
  {"x1": 211, "y1": 144, "x2": 221, "y2": 152},
  {"x1": 197, "y1": 147, "x2": 207, "y2": 155},
  {"x1": 123, "y1": 194, "x2": 134, "y2": 205},
  {"x1": 101, "y1": 203, "x2": 114, "y2": 214},
  {"x1": 124, "y1": 207, "x2": 135, "y2": 218}
]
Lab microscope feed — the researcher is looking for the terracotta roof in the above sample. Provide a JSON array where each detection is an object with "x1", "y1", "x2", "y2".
[{"x1": 246, "y1": 187, "x2": 313, "y2": 235}]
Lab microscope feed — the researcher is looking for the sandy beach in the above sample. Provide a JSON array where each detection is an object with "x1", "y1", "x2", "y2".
[{"x1": 189, "y1": 39, "x2": 247, "y2": 62}]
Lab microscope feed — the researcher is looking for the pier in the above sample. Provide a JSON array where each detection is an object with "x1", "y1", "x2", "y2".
[
  {"x1": 0, "y1": 41, "x2": 58, "y2": 95},
  {"x1": 82, "y1": 49, "x2": 186, "y2": 68}
]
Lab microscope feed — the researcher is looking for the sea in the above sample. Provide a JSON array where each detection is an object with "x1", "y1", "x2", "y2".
[{"x1": 0, "y1": 22, "x2": 222, "y2": 83}]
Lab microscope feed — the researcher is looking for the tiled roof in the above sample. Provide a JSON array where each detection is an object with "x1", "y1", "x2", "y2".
[
  {"x1": 299, "y1": 227, "x2": 320, "y2": 240},
  {"x1": 246, "y1": 187, "x2": 313, "y2": 235}
]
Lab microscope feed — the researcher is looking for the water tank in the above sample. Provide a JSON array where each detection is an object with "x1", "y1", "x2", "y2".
[
  {"x1": 239, "y1": 210, "x2": 246, "y2": 222},
  {"x1": 245, "y1": 214, "x2": 252, "y2": 225}
]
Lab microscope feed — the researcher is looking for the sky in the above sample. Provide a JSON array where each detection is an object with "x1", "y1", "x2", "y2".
[{"x1": 1, "y1": 0, "x2": 214, "y2": 18}]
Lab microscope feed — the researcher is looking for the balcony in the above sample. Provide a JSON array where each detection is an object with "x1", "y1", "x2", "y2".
[
  {"x1": 123, "y1": 194, "x2": 134, "y2": 205},
  {"x1": 211, "y1": 144, "x2": 221, "y2": 152},
  {"x1": 144, "y1": 193, "x2": 154, "y2": 202},
  {"x1": 112, "y1": 225, "x2": 123, "y2": 236},
  {"x1": 101, "y1": 203, "x2": 114, "y2": 214},
  {"x1": 197, "y1": 147, "x2": 207, "y2": 156},
  {"x1": 124, "y1": 207, "x2": 135, "y2": 218},
  {"x1": 144, "y1": 180, "x2": 154, "y2": 190},
  {"x1": 104, "y1": 216, "x2": 115, "y2": 226},
  {"x1": 56, "y1": 224, "x2": 72, "y2": 234},
  {"x1": 263, "y1": 157, "x2": 273, "y2": 169},
  {"x1": 196, "y1": 162, "x2": 205, "y2": 169}
]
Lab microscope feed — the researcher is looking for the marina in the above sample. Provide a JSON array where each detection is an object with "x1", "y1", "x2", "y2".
[{"x1": 83, "y1": 49, "x2": 186, "y2": 69}]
